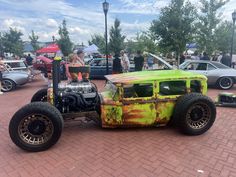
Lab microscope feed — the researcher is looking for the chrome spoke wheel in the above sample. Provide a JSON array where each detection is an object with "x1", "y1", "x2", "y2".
[
  {"x1": 219, "y1": 77, "x2": 233, "y2": 90},
  {"x1": 2, "y1": 80, "x2": 13, "y2": 91},
  {"x1": 18, "y1": 114, "x2": 54, "y2": 145},
  {"x1": 186, "y1": 103, "x2": 211, "y2": 130}
]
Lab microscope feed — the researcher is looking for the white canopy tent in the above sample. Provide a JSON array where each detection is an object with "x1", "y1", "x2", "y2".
[{"x1": 84, "y1": 44, "x2": 99, "y2": 54}]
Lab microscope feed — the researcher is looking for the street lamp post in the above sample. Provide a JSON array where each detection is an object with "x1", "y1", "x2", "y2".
[
  {"x1": 103, "y1": 0, "x2": 109, "y2": 75},
  {"x1": 230, "y1": 10, "x2": 236, "y2": 67}
]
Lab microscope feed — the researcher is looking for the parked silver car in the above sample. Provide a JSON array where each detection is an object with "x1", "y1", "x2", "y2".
[
  {"x1": 180, "y1": 60, "x2": 236, "y2": 90},
  {"x1": 3, "y1": 60, "x2": 35, "y2": 81},
  {"x1": 1, "y1": 66, "x2": 30, "y2": 92}
]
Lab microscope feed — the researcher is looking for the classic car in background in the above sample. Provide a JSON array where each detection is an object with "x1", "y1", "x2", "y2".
[
  {"x1": 89, "y1": 58, "x2": 135, "y2": 79},
  {"x1": 1, "y1": 69, "x2": 29, "y2": 92},
  {"x1": 89, "y1": 58, "x2": 113, "y2": 79},
  {"x1": 33, "y1": 56, "x2": 67, "y2": 79},
  {"x1": 33, "y1": 56, "x2": 53, "y2": 77},
  {"x1": 3, "y1": 60, "x2": 35, "y2": 81},
  {"x1": 180, "y1": 60, "x2": 236, "y2": 90}
]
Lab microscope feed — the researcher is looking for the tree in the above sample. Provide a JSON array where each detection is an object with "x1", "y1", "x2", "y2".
[
  {"x1": 196, "y1": 0, "x2": 229, "y2": 54},
  {"x1": 109, "y1": 18, "x2": 125, "y2": 54},
  {"x1": 214, "y1": 21, "x2": 232, "y2": 53},
  {"x1": 2, "y1": 28, "x2": 24, "y2": 56},
  {"x1": 88, "y1": 34, "x2": 106, "y2": 53},
  {"x1": 126, "y1": 32, "x2": 158, "y2": 54},
  {"x1": 57, "y1": 19, "x2": 73, "y2": 56},
  {"x1": 0, "y1": 32, "x2": 4, "y2": 56},
  {"x1": 150, "y1": 0, "x2": 196, "y2": 59},
  {"x1": 29, "y1": 30, "x2": 39, "y2": 52}
]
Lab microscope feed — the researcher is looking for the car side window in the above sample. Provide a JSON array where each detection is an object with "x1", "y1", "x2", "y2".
[
  {"x1": 186, "y1": 63, "x2": 207, "y2": 71},
  {"x1": 190, "y1": 80, "x2": 201, "y2": 93},
  {"x1": 207, "y1": 64, "x2": 215, "y2": 70},
  {"x1": 186, "y1": 63, "x2": 197, "y2": 70},
  {"x1": 123, "y1": 84, "x2": 153, "y2": 98},
  {"x1": 196, "y1": 63, "x2": 207, "y2": 70},
  {"x1": 159, "y1": 81, "x2": 186, "y2": 95}
]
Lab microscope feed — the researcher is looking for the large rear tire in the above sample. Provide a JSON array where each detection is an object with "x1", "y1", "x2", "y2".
[
  {"x1": 173, "y1": 93, "x2": 216, "y2": 135},
  {"x1": 9, "y1": 102, "x2": 64, "y2": 152},
  {"x1": 31, "y1": 88, "x2": 48, "y2": 102}
]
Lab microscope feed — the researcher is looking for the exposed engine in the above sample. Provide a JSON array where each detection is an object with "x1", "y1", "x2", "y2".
[{"x1": 55, "y1": 81, "x2": 100, "y2": 113}]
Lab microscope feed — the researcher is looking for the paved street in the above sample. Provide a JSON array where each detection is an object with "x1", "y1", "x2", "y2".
[{"x1": 0, "y1": 77, "x2": 236, "y2": 177}]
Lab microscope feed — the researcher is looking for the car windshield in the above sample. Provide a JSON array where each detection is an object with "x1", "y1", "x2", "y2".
[
  {"x1": 104, "y1": 81, "x2": 117, "y2": 98},
  {"x1": 212, "y1": 62, "x2": 230, "y2": 69}
]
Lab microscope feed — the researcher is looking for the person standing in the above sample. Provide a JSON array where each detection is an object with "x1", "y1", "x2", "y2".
[
  {"x1": 0, "y1": 56, "x2": 5, "y2": 94},
  {"x1": 179, "y1": 54, "x2": 185, "y2": 64},
  {"x1": 26, "y1": 54, "x2": 33, "y2": 65},
  {"x1": 120, "y1": 50, "x2": 130, "y2": 72},
  {"x1": 192, "y1": 51, "x2": 200, "y2": 60},
  {"x1": 200, "y1": 52, "x2": 210, "y2": 61},
  {"x1": 112, "y1": 53, "x2": 122, "y2": 74},
  {"x1": 221, "y1": 52, "x2": 231, "y2": 67},
  {"x1": 134, "y1": 50, "x2": 144, "y2": 71}
]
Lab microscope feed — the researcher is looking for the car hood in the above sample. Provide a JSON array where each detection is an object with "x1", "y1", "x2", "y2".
[{"x1": 148, "y1": 53, "x2": 174, "y2": 69}]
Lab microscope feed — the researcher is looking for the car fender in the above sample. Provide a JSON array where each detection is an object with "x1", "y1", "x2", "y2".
[{"x1": 2, "y1": 71, "x2": 29, "y2": 85}]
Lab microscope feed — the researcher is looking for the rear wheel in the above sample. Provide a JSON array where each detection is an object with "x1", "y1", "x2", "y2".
[
  {"x1": 31, "y1": 88, "x2": 48, "y2": 102},
  {"x1": 9, "y1": 102, "x2": 63, "y2": 152},
  {"x1": 217, "y1": 77, "x2": 234, "y2": 90},
  {"x1": 1, "y1": 79, "x2": 16, "y2": 92},
  {"x1": 173, "y1": 93, "x2": 216, "y2": 135}
]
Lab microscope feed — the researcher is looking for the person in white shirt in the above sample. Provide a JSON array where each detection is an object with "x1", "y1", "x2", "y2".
[{"x1": 120, "y1": 50, "x2": 130, "y2": 72}]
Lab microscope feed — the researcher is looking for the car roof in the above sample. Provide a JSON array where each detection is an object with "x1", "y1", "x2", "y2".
[
  {"x1": 105, "y1": 70, "x2": 206, "y2": 84},
  {"x1": 182, "y1": 60, "x2": 230, "y2": 68},
  {"x1": 184, "y1": 60, "x2": 217, "y2": 64},
  {"x1": 2, "y1": 60, "x2": 25, "y2": 63}
]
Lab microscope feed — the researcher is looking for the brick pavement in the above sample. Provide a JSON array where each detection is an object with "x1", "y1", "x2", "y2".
[{"x1": 0, "y1": 77, "x2": 236, "y2": 177}]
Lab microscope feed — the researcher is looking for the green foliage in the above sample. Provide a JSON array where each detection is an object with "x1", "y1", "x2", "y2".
[
  {"x1": 57, "y1": 19, "x2": 73, "y2": 56},
  {"x1": 126, "y1": 32, "x2": 158, "y2": 54},
  {"x1": 29, "y1": 30, "x2": 39, "y2": 52},
  {"x1": 150, "y1": 0, "x2": 196, "y2": 58},
  {"x1": 109, "y1": 18, "x2": 125, "y2": 54},
  {"x1": 214, "y1": 21, "x2": 233, "y2": 53},
  {"x1": 196, "y1": 0, "x2": 229, "y2": 54},
  {"x1": 1, "y1": 28, "x2": 24, "y2": 56},
  {"x1": 0, "y1": 32, "x2": 4, "y2": 56},
  {"x1": 88, "y1": 34, "x2": 106, "y2": 53}
]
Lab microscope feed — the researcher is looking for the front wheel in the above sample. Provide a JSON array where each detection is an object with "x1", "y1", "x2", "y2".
[
  {"x1": 1, "y1": 79, "x2": 16, "y2": 92},
  {"x1": 173, "y1": 93, "x2": 216, "y2": 135},
  {"x1": 9, "y1": 102, "x2": 64, "y2": 152},
  {"x1": 31, "y1": 88, "x2": 48, "y2": 102},
  {"x1": 217, "y1": 77, "x2": 234, "y2": 90}
]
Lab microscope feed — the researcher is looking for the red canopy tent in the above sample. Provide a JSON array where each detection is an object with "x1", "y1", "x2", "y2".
[{"x1": 36, "y1": 43, "x2": 60, "y2": 53}]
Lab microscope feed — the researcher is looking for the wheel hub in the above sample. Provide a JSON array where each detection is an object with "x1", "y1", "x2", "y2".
[
  {"x1": 190, "y1": 107, "x2": 204, "y2": 121},
  {"x1": 187, "y1": 103, "x2": 211, "y2": 129},
  {"x1": 18, "y1": 114, "x2": 54, "y2": 145},
  {"x1": 28, "y1": 120, "x2": 46, "y2": 135}
]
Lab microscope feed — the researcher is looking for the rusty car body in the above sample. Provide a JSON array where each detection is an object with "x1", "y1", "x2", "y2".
[{"x1": 100, "y1": 70, "x2": 208, "y2": 128}]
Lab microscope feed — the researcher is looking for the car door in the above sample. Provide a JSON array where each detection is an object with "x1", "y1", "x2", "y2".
[
  {"x1": 90, "y1": 59, "x2": 103, "y2": 78},
  {"x1": 121, "y1": 82, "x2": 157, "y2": 126},
  {"x1": 157, "y1": 80, "x2": 188, "y2": 125}
]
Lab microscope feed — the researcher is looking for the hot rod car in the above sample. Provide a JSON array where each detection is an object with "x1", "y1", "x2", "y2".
[{"x1": 9, "y1": 57, "x2": 216, "y2": 152}]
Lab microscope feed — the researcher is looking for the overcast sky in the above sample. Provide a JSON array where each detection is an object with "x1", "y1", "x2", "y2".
[{"x1": 0, "y1": 0, "x2": 235, "y2": 45}]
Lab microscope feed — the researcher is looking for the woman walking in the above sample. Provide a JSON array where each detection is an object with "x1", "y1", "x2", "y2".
[{"x1": 112, "y1": 53, "x2": 122, "y2": 74}]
